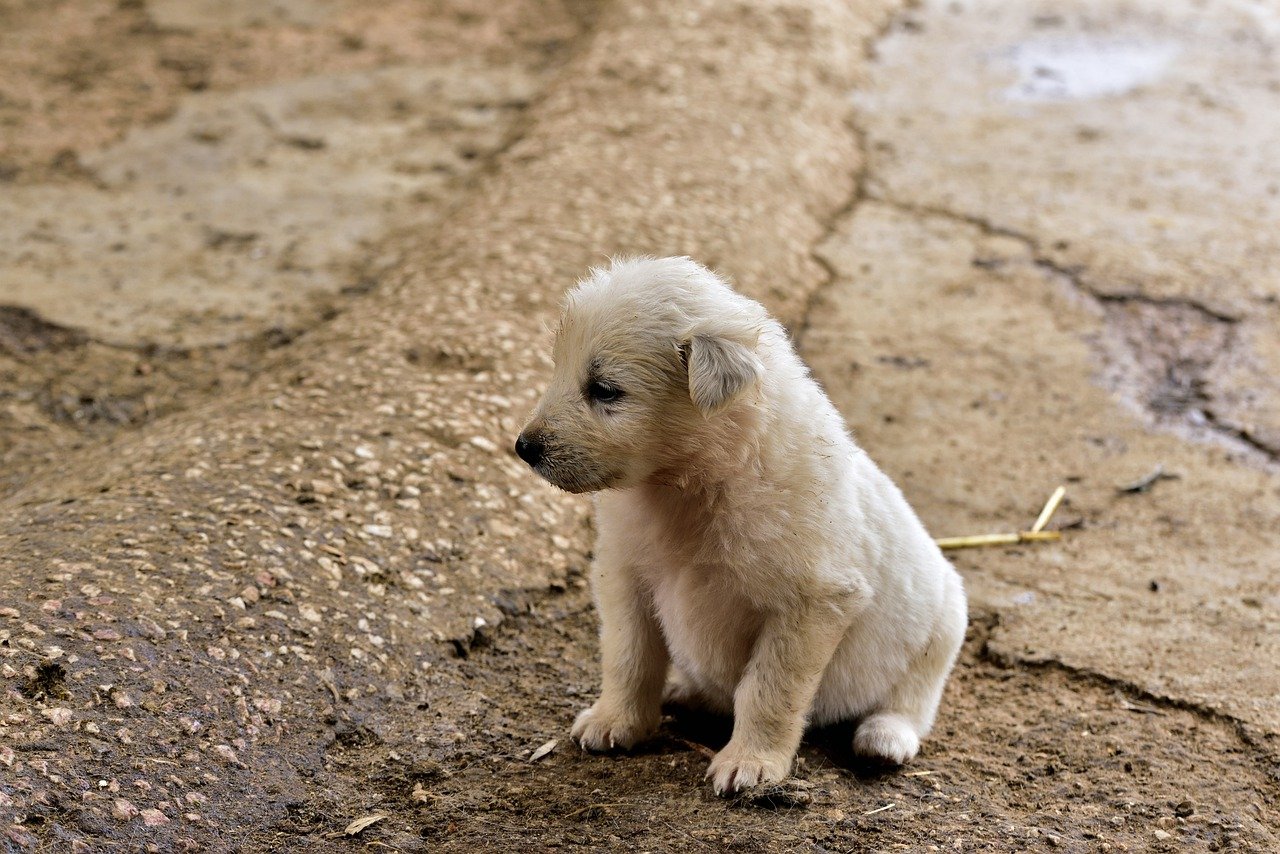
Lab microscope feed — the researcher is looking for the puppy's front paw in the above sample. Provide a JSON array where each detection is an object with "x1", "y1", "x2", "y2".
[
  {"x1": 571, "y1": 702, "x2": 658, "y2": 752},
  {"x1": 705, "y1": 742, "x2": 793, "y2": 796}
]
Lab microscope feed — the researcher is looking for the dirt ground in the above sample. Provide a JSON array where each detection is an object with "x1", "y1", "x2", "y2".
[{"x1": 1, "y1": 0, "x2": 1277, "y2": 851}]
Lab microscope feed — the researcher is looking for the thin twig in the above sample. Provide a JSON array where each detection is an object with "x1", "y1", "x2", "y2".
[
  {"x1": 321, "y1": 679, "x2": 342, "y2": 704},
  {"x1": 669, "y1": 736, "x2": 717, "y2": 759},
  {"x1": 1119, "y1": 698, "x2": 1168, "y2": 716},
  {"x1": 1117, "y1": 464, "x2": 1180, "y2": 494}
]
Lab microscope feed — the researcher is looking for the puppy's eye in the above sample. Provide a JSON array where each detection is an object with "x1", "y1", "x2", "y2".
[{"x1": 586, "y1": 380, "x2": 624, "y2": 404}]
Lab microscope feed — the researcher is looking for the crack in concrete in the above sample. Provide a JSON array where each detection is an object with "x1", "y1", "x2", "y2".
[
  {"x1": 793, "y1": 4, "x2": 909, "y2": 348},
  {"x1": 794, "y1": 134, "x2": 864, "y2": 349},
  {"x1": 864, "y1": 195, "x2": 1279, "y2": 467},
  {"x1": 0, "y1": 305, "x2": 90, "y2": 357},
  {"x1": 1088, "y1": 290, "x2": 1242, "y2": 325},
  {"x1": 858, "y1": 195, "x2": 1241, "y2": 322},
  {"x1": 0, "y1": 302, "x2": 307, "y2": 440},
  {"x1": 970, "y1": 612, "x2": 1280, "y2": 787},
  {"x1": 1200, "y1": 408, "x2": 1280, "y2": 459}
]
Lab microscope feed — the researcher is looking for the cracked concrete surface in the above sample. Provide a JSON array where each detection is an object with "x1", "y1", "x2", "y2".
[
  {"x1": 0, "y1": 0, "x2": 590, "y2": 496},
  {"x1": 807, "y1": 200, "x2": 1280, "y2": 739},
  {"x1": 805, "y1": 0, "x2": 1280, "y2": 742},
  {"x1": 867, "y1": 194, "x2": 1280, "y2": 465},
  {"x1": 854, "y1": 0, "x2": 1280, "y2": 460},
  {"x1": 2, "y1": 0, "x2": 1279, "y2": 849}
]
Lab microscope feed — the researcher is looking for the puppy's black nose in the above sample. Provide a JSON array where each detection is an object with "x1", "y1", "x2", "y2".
[{"x1": 515, "y1": 434, "x2": 544, "y2": 467}]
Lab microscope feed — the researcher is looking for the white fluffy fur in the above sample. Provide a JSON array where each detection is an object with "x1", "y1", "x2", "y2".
[{"x1": 518, "y1": 257, "x2": 967, "y2": 795}]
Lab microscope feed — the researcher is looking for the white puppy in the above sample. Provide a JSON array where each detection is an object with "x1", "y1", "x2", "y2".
[{"x1": 517, "y1": 257, "x2": 967, "y2": 795}]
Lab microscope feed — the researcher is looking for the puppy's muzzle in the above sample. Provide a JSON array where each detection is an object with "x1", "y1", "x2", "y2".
[{"x1": 514, "y1": 432, "x2": 545, "y2": 468}]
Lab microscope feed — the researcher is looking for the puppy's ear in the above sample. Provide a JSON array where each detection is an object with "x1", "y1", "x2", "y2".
[{"x1": 685, "y1": 334, "x2": 764, "y2": 415}]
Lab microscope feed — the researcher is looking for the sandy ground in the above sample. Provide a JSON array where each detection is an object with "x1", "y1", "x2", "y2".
[{"x1": 1, "y1": 0, "x2": 1277, "y2": 851}]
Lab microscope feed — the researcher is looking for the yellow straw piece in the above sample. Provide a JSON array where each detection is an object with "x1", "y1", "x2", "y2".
[
  {"x1": 1031, "y1": 485, "x2": 1067, "y2": 533},
  {"x1": 935, "y1": 531, "x2": 1061, "y2": 551},
  {"x1": 934, "y1": 486, "x2": 1069, "y2": 551}
]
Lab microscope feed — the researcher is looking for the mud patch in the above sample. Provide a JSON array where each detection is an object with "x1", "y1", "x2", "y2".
[
  {"x1": 19, "y1": 661, "x2": 70, "y2": 702},
  {"x1": 1097, "y1": 298, "x2": 1236, "y2": 420}
]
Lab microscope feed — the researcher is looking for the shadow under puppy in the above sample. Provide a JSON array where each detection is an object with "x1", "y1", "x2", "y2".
[{"x1": 516, "y1": 257, "x2": 967, "y2": 795}]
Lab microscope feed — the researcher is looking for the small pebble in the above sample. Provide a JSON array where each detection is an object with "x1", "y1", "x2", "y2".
[
  {"x1": 470, "y1": 436, "x2": 499, "y2": 453},
  {"x1": 141, "y1": 808, "x2": 169, "y2": 827}
]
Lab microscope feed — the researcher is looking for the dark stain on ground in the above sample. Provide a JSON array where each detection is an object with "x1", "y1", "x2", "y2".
[
  {"x1": 0, "y1": 306, "x2": 87, "y2": 358},
  {"x1": 20, "y1": 660, "x2": 69, "y2": 701}
]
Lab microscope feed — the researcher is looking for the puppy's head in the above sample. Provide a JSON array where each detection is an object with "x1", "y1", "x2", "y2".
[{"x1": 516, "y1": 257, "x2": 767, "y2": 493}]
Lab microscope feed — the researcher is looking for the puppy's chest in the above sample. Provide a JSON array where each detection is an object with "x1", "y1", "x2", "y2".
[
  {"x1": 628, "y1": 494, "x2": 774, "y2": 689},
  {"x1": 645, "y1": 561, "x2": 762, "y2": 691},
  {"x1": 634, "y1": 486, "x2": 790, "y2": 570}
]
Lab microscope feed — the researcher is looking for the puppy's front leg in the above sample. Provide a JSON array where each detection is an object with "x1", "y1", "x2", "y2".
[
  {"x1": 571, "y1": 559, "x2": 668, "y2": 751},
  {"x1": 707, "y1": 598, "x2": 853, "y2": 794}
]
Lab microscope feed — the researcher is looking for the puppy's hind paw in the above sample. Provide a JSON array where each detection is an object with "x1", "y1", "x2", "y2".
[
  {"x1": 661, "y1": 671, "x2": 704, "y2": 708},
  {"x1": 571, "y1": 702, "x2": 657, "y2": 752},
  {"x1": 853, "y1": 713, "x2": 920, "y2": 766}
]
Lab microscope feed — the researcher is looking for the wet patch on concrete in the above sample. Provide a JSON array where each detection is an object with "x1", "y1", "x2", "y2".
[
  {"x1": 995, "y1": 37, "x2": 1179, "y2": 102},
  {"x1": 1089, "y1": 295, "x2": 1280, "y2": 464}
]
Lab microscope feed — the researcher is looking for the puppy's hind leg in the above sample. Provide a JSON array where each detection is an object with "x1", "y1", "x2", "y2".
[
  {"x1": 854, "y1": 580, "x2": 966, "y2": 765},
  {"x1": 662, "y1": 668, "x2": 701, "y2": 708},
  {"x1": 662, "y1": 668, "x2": 730, "y2": 714}
]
